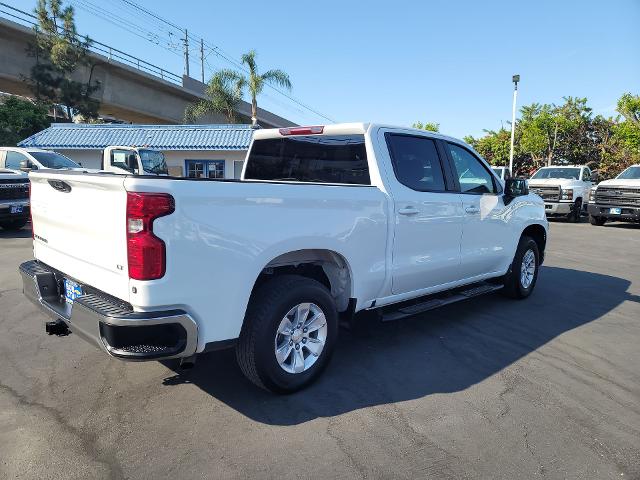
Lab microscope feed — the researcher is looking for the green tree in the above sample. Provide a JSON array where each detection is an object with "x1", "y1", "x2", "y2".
[
  {"x1": 412, "y1": 121, "x2": 440, "y2": 132},
  {"x1": 466, "y1": 128, "x2": 512, "y2": 167},
  {"x1": 239, "y1": 50, "x2": 292, "y2": 126},
  {"x1": 184, "y1": 69, "x2": 245, "y2": 124},
  {"x1": 27, "y1": 0, "x2": 100, "y2": 120},
  {"x1": 0, "y1": 96, "x2": 50, "y2": 146},
  {"x1": 467, "y1": 93, "x2": 640, "y2": 179},
  {"x1": 617, "y1": 93, "x2": 640, "y2": 127}
]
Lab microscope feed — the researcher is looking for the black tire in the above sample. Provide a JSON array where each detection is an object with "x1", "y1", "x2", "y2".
[
  {"x1": 589, "y1": 214, "x2": 606, "y2": 226},
  {"x1": 236, "y1": 275, "x2": 338, "y2": 394},
  {"x1": 0, "y1": 219, "x2": 28, "y2": 231},
  {"x1": 566, "y1": 199, "x2": 582, "y2": 223},
  {"x1": 502, "y1": 235, "x2": 540, "y2": 299}
]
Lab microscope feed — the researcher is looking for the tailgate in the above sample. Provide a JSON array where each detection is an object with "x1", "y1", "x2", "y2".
[{"x1": 30, "y1": 171, "x2": 130, "y2": 301}]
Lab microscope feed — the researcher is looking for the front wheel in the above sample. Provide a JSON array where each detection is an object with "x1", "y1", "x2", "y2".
[
  {"x1": 589, "y1": 215, "x2": 606, "y2": 226},
  {"x1": 502, "y1": 236, "x2": 540, "y2": 299},
  {"x1": 236, "y1": 275, "x2": 338, "y2": 393}
]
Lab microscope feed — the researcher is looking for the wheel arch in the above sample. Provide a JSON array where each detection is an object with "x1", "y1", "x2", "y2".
[
  {"x1": 521, "y1": 223, "x2": 547, "y2": 263},
  {"x1": 250, "y1": 249, "x2": 354, "y2": 313}
]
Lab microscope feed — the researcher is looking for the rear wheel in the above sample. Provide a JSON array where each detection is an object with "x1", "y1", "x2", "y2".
[
  {"x1": 236, "y1": 275, "x2": 338, "y2": 393},
  {"x1": 589, "y1": 215, "x2": 606, "y2": 226},
  {"x1": 0, "y1": 219, "x2": 28, "y2": 231},
  {"x1": 502, "y1": 236, "x2": 540, "y2": 299}
]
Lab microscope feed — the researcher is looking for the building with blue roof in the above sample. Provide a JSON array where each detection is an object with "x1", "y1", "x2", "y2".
[{"x1": 18, "y1": 123, "x2": 257, "y2": 178}]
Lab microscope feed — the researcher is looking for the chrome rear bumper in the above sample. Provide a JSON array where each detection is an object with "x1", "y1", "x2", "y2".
[{"x1": 19, "y1": 260, "x2": 198, "y2": 361}]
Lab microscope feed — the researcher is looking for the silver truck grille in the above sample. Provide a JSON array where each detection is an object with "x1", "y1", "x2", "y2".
[
  {"x1": 595, "y1": 187, "x2": 640, "y2": 207},
  {"x1": 529, "y1": 185, "x2": 560, "y2": 202}
]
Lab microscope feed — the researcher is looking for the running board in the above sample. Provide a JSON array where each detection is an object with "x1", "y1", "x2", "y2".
[{"x1": 381, "y1": 282, "x2": 503, "y2": 322}]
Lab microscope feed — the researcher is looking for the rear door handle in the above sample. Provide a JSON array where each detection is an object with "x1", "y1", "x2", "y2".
[
  {"x1": 398, "y1": 206, "x2": 419, "y2": 215},
  {"x1": 465, "y1": 206, "x2": 480, "y2": 214}
]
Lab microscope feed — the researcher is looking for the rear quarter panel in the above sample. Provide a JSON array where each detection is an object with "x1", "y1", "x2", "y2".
[{"x1": 124, "y1": 178, "x2": 389, "y2": 349}]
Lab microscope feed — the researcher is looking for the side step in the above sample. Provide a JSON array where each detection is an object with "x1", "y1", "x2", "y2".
[{"x1": 381, "y1": 282, "x2": 503, "y2": 322}]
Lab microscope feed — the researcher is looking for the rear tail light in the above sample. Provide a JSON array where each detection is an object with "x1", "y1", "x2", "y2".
[
  {"x1": 279, "y1": 126, "x2": 324, "y2": 136},
  {"x1": 126, "y1": 192, "x2": 174, "y2": 280}
]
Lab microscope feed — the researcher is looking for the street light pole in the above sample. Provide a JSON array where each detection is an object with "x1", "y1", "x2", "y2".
[{"x1": 509, "y1": 74, "x2": 520, "y2": 176}]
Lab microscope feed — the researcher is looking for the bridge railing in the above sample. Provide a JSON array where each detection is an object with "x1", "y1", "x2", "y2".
[{"x1": 0, "y1": 2, "x2": 182, "y2": 86}]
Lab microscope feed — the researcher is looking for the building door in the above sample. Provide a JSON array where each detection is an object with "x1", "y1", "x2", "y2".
[{"x1": 185, "y1": 160, "x2": 225, "y2": 179}]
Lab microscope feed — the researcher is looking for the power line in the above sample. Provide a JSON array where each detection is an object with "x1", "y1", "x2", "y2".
[
  {"x1": 112, "y1": 0, "x2": 335, "y2": 122},
  {"x1": 69, "y1": 0, "x2": 182, "y2": 56}
]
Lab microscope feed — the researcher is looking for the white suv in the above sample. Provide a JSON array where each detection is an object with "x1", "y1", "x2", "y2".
[{"x1": 528, "y1": 165, "x2": 593, "y2": 222}]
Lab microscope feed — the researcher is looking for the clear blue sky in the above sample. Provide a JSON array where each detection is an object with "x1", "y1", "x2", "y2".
[{"x1": 6, "y1": 0, "x2": 640, "y2": 137}]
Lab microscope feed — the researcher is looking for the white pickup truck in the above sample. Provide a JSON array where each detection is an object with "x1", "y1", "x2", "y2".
[
  {"x1": 528, "y1": 165, "x2": 593, "y2": 222},
  {"x1": 101, "y1": 146, "x2": 168, "y2": 175},
  {"x1": 588, "y1": 164, "x2": 640, "y2": 225},
  {"x1": 20, "y1": 123, "x2": 548, "y2": 393}
]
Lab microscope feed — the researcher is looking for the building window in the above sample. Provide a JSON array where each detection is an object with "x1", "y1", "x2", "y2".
[{"x1": 185, "y1": 160, "x2": 225, "y2": 179}]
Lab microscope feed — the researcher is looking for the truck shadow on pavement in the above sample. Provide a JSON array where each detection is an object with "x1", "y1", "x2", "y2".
[{"x1": 162, "y1": 266, "x2": 638, "y2": 425}]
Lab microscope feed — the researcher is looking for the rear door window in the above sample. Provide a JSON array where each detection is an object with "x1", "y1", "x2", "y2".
[
  {"x1": 110, "y1": 149, "x2": 135, "y2": 172},
  {"x1": 385, "y1": 134, "x2": 446, "y2": 191},
  {"x1": 244, "y1": 135, "x2": 370, "y2": 185}
]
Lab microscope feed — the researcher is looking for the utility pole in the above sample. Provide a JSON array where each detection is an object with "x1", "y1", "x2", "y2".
[
  {"x1": 509, "y1": 74, "x2": 520, "y2": 176},
  {"x1": 200, "y1": 38, "x2": 205, "y2": 84},
  {"x1": 183, "y1": 29, "x2": 190, "y2": 77}
]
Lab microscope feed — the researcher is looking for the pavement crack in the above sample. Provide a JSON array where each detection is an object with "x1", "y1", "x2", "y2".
[{"x1": 0, "y1": 381, "x2": 125, "y2": 480}]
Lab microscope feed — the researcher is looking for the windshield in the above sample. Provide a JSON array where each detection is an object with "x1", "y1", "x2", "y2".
[
  {"x1": 139, "y1": 149, "x2": 168, "y2": 175},
  {"x1": 616, "y1": 166, "x2": 640, "y2": 180},
  {"x1": 531, "y1": 167, "x2": 581, "y2": 180},
  {"x1": 29, "y1": 151, "x2": 80, "y2": 169}
]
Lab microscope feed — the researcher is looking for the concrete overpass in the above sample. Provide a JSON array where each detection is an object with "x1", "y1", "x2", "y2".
[{"x1": 0, "y1": 16, "x2": 295, "y2": 128}]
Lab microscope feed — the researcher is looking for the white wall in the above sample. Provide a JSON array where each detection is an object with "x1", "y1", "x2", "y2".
[
  {"x1": 56, "y1": 149, "x2": 103, "y2": 169},
  {"x1": 54, "y1": 148, "x2": 247, "y2": 178}
]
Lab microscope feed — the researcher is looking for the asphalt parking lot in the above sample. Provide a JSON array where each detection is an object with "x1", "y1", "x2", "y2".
[{"x1": 1, "y1": 220, "x2": 639, "y2": 480}]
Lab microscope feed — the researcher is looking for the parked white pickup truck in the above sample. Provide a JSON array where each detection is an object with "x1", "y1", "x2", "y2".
[
  {"x1": 101, "y1": 146, "x2": 168, "y2": 175},
  {"x1": 528, "y1": 165, "x2": 593, "y2": 222},
  {"x1": 20, "y1": 123, "x2": 548, "y2": 393},
  {"x1": 588, "y1": 164, "x2": 640, "y2": 225}
]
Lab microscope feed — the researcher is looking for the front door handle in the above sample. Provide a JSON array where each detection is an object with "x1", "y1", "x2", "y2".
[
  {"x1": 465, "y1": 206, "x2": 480, "y2": 214},
  {"x1": 398, "y1": 206, "x2": 419, "y2": 215}
]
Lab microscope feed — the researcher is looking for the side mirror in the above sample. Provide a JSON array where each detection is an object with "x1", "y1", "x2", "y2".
[
  {"x1": 19, "y1": 160, "x2": 32, "y2": 171},
  {"x1": 591, "y1": 172, "x2": 598, "y2": 183},
  {"x1": 504, "y1": 178, "x2": 528, "y2": 205}
]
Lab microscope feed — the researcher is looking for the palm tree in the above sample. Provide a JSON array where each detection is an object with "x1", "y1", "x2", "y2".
[
  {"x1": 240, "y1": 50, "x2": 292, "y2": 126},
  {"x1": 184, "y1": 69, "x2": 244, "y2": 124}
]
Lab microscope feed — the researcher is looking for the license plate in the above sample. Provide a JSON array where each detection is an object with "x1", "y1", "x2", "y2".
[
  {"x1": 10, "y1": 205, "x2": 23, "y2": 214},
  {"x1": 64, "y1": 279, "x2": 83, "y2": 305},
  {"x1": 609, "y1": 208, "x2": 621, "y2": 215}
]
